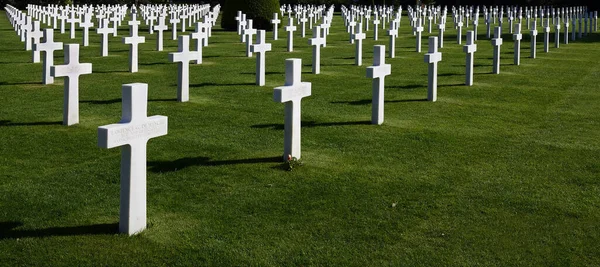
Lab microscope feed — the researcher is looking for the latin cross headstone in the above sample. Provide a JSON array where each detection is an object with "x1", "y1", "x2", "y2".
[
  {"x1": 387, "y1": 21, "x2": 398, "y2": 58},
  {"x1": 285, "y1": 17, "x2": 297, "y2": 52},
  {"x1": 352, "y1": 23, "x2": 366, "y2": 66},
  {"x1": 33, "y1": 28, "x2": 63, "y2": 84},
  {"x1": 530, "y1": 21, "x2": 538, "y2": 58},
  {"x1": 123, "y1": 15, "x2": 146, "y2": 73},
  {"x1": 50, "y1": 44, "x2": 93, "y2": 126},
  {"x1": 513, "y1": 23, "x2": 522, "y2": 65},
  {"x1": 555, "y1": 17, "x2": 561, "y2": 48},
  {"x1": 424, "y1": 36, "x2": 441, "y2": 102},
  {"x1": 308, "y1": 26, "x2": 325, "y2": 74},
  {"x1": 564, "y1": 18, "x2": 569, "y2": 44},
  {"x1": 66, "y1": 10, "x2": 80, "y2": 39},
  {"x1": 300, "y1": 13, "x2": 308, "y2": 37},
  {"x1": 168, "y1": 35, "x2": 199, "y2": 102},
  {"x1": 348, "y1": 20, "x2": 356, "y2": 43},
  {"x1": 154, "y1": 16, "x2": 168, "y2": 51},
  {"x1": 170, "y1": 16, "x2": 180, "y2": 40},
  {"x1": 415, "y1": 18, "x2": 424, "y2": 53},
  {"x1": 98, "y1": 83, "x2": 168, "y2": 236},
  {"x1": 80, "y1": 13, "x2": 94, "y2": 46},
  {"x1": 463, "y1": 31, "x2": 477, "y2": 86},
  {"x1": 373, "y1": 15, "x2": 380, "y2": 40},
  {"x1": 97, "y1": 19, "x2": 115, "y2": 57},
  {"x1": 191, "y1": 22, "x2": 207, "y2": 64},
  {"x1": 491, "y1": 26, "x2": 503, "y2": 74},
  {"x1": 457, "y1": 18, "x2": 464, "y2": 44},
  {"x1": 543, "y1": 19, "x2": 550, "y2": 53},
  {"x1": 271, "y1": 13, "x2": 280, "y2": 40},
  {"x1": 29, "y1": 21, "x2": 43, "y2": 63},
  {"x1": 366, "y1": 45, "x2": 391, "y2": 125},
  {"x1": 243, "y1": 20, "x2": 257, "y2": 57},
  {"x1": 438, "y1": 22, "x2": 445, "y2": 48},
  {"x1": 273, "y1": 59, "x2": 311, "y2": 161},
  {"x1": 250, "y1": 30, "x2": 272, "y2": 86}
]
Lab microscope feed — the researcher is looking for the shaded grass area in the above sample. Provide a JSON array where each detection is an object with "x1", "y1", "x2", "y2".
[{"x1": 1, "y1": 10, "x2": 599, "y2": 265}]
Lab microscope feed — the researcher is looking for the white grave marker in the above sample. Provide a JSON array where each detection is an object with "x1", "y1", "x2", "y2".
[
  {"x1": 271, "y1": 13, "x2": 280, "y2": 40},
  {"x1": 243, "y1": 20, "x2": 257, "y2": 57},
  {"x1": 530, "y1": 21, "x2": 538, "y2": 58},
  {"x1": 98, "y1": 83, "x2": 168, "y2": 236},
  {"x1": 123, "y1": 15, "x2": 146, "y2": 73},
  {"x1": 33, "y1": 29, "x2": 63, "y2": 84},
  {"x1": 308, "y1": 26, "x2": 325, "y2": 74},
  {"x1": 168, "y1": 35, "x2": 199, "y2": 102},
  {"x1": 273, "y1": 59, "x2": 311, "y2": 161},
  {"x1": 424, "y1": 37, "x2": 441, "y2": 102},
  {"x1": 492, "y1": 26, "x2": 503, "y2": 74},
  {"x1": 366, "y1": 45, "x2": 391, "y2": 125},
  {"x1": 29, "y1": 21, "x2": 43, "y2": 63},
  {"x1": 463, "y1": 31, "x2": 477, "y2": 86},
  {"x1": 191, "y1": 22, "x2": 207, "y2": 64},
  {"x1": 285, "y1": 17, "x2": 296, "y2": 52},
  {"x1": 250, "y1": 30, "x2": 272, "y2": 86},
  {"x1": 352, "y1": 23, "x2": 366, "y2": 66},
  {"x1": 154, "y1": 16, "x2": 168, "y2": 51},
  {"x1": 50, "y1": 44, "x2": 92, "y2": 126},
  {"x1": 97, "y1": 19, "x2": 115, "y2": 57}
]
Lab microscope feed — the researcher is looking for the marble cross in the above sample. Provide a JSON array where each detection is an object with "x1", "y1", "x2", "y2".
[
  {"x1": 170, "y1": 16, "x2": 180, "y2": 40},
  {"x1": 387, "y1": 21, "x2": 398, "y2": 58},
  {"x1": 530, "y1": 21, "x2": 538, "y2": 58},
  {"x1": 366, "y1": 45, "x2": 391, "y2": 125},
  {"x1": 373, "y1": 15, "x2": 380, "y2": 40},
  {"x1": 308, "y1": 26, "x2": 325, "y2": 74},
  {"x1": 97, "y1": 19, "x2": 115, "y2": 57},
  {"x1": 191, "y1": 22, "x2": 207, "y2": 64},
  {"x1": 463, "y1": 31, "x2": 477, "y2": 86},
  {"x1": 98, "y1": 83, "x2": 168, "y2": 236},
  {"x1": 168, "y1": 35, "x2": 199, "y2": 102},
  {"x1": 123, "y1": 14, "x2": 145, "y2": 73},
  {"x1": 250, "y1": 30, "x2": 272, "y2": 86},
  {"x1": 154, "y1": 16, "x2": 168, "y2": 51},
  {"x1": 555, "y1": 17, "x2": 561, "y2": 48},
  {"x1": 80, "y1": 13, "x2": 94, "y2": 46},
  {"x1": 33, "y1": 28, "x2": 63, "y2": 84},
  {"x1": 285, "y1": 17, "x2": 297, "y2": 52},
  {"x1": 29, "y1": 21, "x2": 43, "y2": 63},
  {"x1": 513, "y1": 23, "x2": 522, "y2": 65},
  {"x1": 352, "y1": 23, "x2": 366, "y2": 66},
  {"x1": 274, "y1": 59, "x2": 311, "y2": 161},
  {"x1": 543, "y1": 19, "x2": 550, "y2": 53},
  {"x1": 424, "y1": 37, "x2": 441, "y2": 102},
  {"x1": 50, "y1": 44, "x2": 93, "y2": 126},
  {"x1": 415, "y1": 18, "x2": 424, "y2": 52},
  {"x1": 438, "y1": 22, "x2": 446, "y2": 48},
  {"x1": 271, "y1": 13, "x2": 280, "y2": 40},
  {"x1": 66, "y1": 10, "x2": 80, "y2": 39},
  {"x1": 243, "y1": 20, "x2": 257, "y2": 57},
  {"x1": 492, "y1": 26, "x2": 503, "y2": 74}
]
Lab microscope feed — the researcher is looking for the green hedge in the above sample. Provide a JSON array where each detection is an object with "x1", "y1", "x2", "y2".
[{"x1": 221, "y1": 0, "x2": 281, "y2": 31}]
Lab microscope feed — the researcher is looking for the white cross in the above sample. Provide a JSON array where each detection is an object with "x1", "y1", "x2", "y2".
[
  {"x1": 373, "y1": 16, "x2": 380, "y2": 40},
  {"x1": 424, "y1": 36, "x2": 442, "y2": 102},
  {"x1": 235, "y1": 11, "x2": 243, "y2": 35},
  {"x1": 33, "y1": 28, "x2": 62, "y2": 84},
  {"x1": 367, "y1": 45, "x2": 391, "y2": 125},
  {"x1": 555, "y1": 17, "x2": 561, "y2": 48},
  {"x1": 147, "y1": 12, "x2": 157, "y2": 34},
  {"x1": 463, "y1": 31, "x2": 477, "y2": 86},
  {"x1": 300, "y1": 14, "x2": 308, "y2": 37},
  {"x1": 23, "y1": 16, "x2": 33, "y2": 50},
  {"x1": 415, "y1": 18, "x2": 424, "y2": 52},
  {"x1": 66, "y1": 10, "x2": 80, "y2": 39},
  {"x1": 79, "y1": 13, "x2": 94, "y2": 47},
  {"x1": 250, "y1": 30, "x2": 272, "y2": 86},
  {"x1": 50, "y1": 44, "x2": 93, "y2": 126},
  {"x1": 530, "y1": 21, "x2": 538, "y2": 58},
  {"x1": 273, "y1": 59, "x2": 311, "y2": 161},
  {"x1": 123, "y1": 15, "x2": 145, "y2": 73},
  {"x1": 154, "y1": 16, "x2": 168, "y2": 51},
  {"x1": 513, "y1": 23, "x2": 522, "y2": 65},
  {"x1": 191, "y1": 22, "x2": 207, "y2": 64},
  {"x1": 387, "y1": 21, "x2": 398, "y2": 58},
  {"x1": 308, "y1": 26, "x2": 325, "y2": 74},
  {"x1": 491, "y1": 26, "x2": 503, "y2": 74},
  {"x1": 29, "y1": 21, "x2": 43, "y2": 63},
  {"x1": 457, "y1": 19, "x2": 464, "y2": 44},
  {"x1": 168, "y1": 35, "x2": 199, "y2": 102},
  {"x1": 352, "y1": 23, "x2": 366, "y2": 66},
  {"x1": 98, "y1": 83, "x2": 168, "y2": 236},
  {"x1": 239, "y1": 15, "x2": 247, "y2": 42},
  {"x1": 243, "y1": 19, "x2": 257, "y2": 57},
  {"x1": 285, "y1": 17, "x2": 297, "y2": 52},
  {"x1": 543, "y1": 19, "x2": 551, "y2": 53},
  {"x1": 271, "y1": 13, "x2": 281, "y2": 40},
  {"x1": 170, "y1": 15, "x2": 180, "y2": 40},
  {"x1": 97, "y1": 19, "x2": 115, "y2": 57},
  {"x1": 348, "y1": 20, "x2": 357, "y2": 43}
]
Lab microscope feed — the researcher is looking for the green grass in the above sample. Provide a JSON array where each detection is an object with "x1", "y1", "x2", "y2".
[{"x1": 1, "y1": 10, "x2": 599, "y2": 265}]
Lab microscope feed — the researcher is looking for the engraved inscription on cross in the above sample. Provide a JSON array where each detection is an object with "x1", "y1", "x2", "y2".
[
  {"x1": 98, "y1": 83, "x2": 168, "y2": 236},
  {"x1": 274, "y1": 59, "x2": 311, "y2": 161},
  {"x1": 50, "y1": 44, "x2": 93, "y2": 126}
]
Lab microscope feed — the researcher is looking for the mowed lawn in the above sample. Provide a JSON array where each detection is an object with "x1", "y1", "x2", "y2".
[{"x1": 1, "y1": 8, "x2": 599, "y2": 265}]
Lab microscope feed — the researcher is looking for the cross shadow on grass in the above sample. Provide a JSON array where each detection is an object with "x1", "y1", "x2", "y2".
[
  {"x1": 0, "y1": 81, "x2": 43, "y2": 86},
  {"x1": 0, "y1": 120, "x2": 62, "y2": 127},
  {"x1": 190, "y1": 82, "x2": 255, "y2": 87},
  {"x1": 251, "y1": 120, "x2": 371, "y2": 130},
  {"x1": 148, "y1": 156, "x2": 281, "y2": 172},
  {"x1": 0, "y1": 221, "x2": 119, "y2": 239},
  {"x1": 386, "y1": 84, "x2": 423, "y2": 90},
  {"x1": 81, "y1": 99, "x2": 121, "y2": 105}
]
